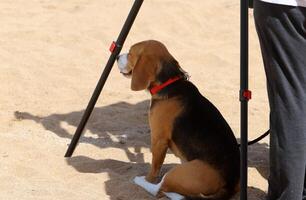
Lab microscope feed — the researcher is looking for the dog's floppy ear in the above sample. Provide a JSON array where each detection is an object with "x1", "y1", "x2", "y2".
[{"x1": 131, "y1": 55, "x2": 158, "y2": 91}]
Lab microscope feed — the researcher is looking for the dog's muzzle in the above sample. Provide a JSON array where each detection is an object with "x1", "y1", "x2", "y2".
[{"x1": 117, "y1": 53, "x2": 132, "y2": 78}]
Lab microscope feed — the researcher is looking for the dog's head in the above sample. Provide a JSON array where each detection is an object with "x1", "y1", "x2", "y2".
[{"x1": 117, "y1": 40, "x2": 188, "y2": 91}]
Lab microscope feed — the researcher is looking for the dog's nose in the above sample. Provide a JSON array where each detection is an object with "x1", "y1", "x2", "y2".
[{"x1": 116, "y1": 54, "x2": 122, "y2": 61}]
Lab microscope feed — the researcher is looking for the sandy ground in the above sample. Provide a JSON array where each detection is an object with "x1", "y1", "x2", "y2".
[{"x1": 0, "y1": 0, "x2": 270, "y2": 199}]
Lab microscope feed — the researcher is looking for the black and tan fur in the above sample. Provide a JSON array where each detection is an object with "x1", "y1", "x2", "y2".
[{"x1": 117, "y1": 40, "x2": 240, "y2": 200}]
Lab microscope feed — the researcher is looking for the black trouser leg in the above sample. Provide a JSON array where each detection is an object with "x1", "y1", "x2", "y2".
[
  {"x1": 254, "y1": 1, "x2": 306, "y2": 200},
  {"x1": 303, "y1": 170, "x2": 306, "y2": 200}
]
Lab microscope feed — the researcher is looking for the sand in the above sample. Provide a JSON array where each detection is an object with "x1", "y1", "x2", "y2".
[{"x1": 0, "y1": 0, "x2": 269, "y2": 199}]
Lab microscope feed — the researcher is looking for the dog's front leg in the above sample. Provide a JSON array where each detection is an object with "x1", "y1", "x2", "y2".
[{"x1": 146, "y1": 137, "x2": 168, "y2": 183}]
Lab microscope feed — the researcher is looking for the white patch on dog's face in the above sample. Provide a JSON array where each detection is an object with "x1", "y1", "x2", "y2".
[{"x1": 117, "y1": 53, "x2": 132, "y2": 78}]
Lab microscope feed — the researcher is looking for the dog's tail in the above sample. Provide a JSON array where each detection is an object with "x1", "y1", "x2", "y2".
[{"x1": 184, "y1": 185, "x2": 238, "y2": 200}]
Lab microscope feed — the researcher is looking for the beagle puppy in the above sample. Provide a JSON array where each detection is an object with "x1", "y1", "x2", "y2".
[{"x1": 117, "y1": 40, "x2": 240, "y2": 200}]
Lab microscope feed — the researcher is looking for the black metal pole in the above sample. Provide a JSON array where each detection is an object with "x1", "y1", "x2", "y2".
[
  {"x1": 65, "y1": 0, "x2": 144, "y2": 157},
  {"x1": 240, "y1": 0, "x2": 249, "y2": 199}
]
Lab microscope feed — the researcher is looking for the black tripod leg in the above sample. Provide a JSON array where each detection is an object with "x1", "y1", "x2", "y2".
[
  {"x1": 240, "y1": 0, "x2": 250, "y2": 199},
  {"x1": 64, "y1": 0, "x2": 144, "y2": 157}
]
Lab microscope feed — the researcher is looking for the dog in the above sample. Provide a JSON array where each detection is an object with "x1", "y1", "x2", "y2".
[{"x1": 116, "y1": 40, "x2": 240, "y2": 200}]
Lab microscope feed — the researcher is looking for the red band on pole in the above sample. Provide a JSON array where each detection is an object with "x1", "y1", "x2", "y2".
[
  {"x1": 109, "y1": 41, "x2": 116, "y2": 53},
  {"x1": 243, "y1": 90, "x2": 252, "y2": 100}
]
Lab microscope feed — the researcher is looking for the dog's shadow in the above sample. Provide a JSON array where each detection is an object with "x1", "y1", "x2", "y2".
[
  {"x1": 248, "y1": 142, "x2": 269, "y2": 180},
  {"x1": 14, "y1": 100, "x2": 151, "y2": 163},
  {"x1": 15, "y1": 100, "x2": 268, "y2": 199},
  {"x1": 66, "y1": 156, "x2": 175, "y2": 200},
  {"x1": 236, "y1": 139, "x2": 270, "y2": 181},
  {"x1": 229, "y1": 141, "x2": 269, "y2": 200}
]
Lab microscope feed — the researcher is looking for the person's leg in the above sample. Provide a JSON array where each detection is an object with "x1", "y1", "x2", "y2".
[
  {"x1": 304, "y1": 172, "x2": 306, "y2": 200},
  {"x1": 254, "y1": 1, "x2": 306, "y2": 200}
]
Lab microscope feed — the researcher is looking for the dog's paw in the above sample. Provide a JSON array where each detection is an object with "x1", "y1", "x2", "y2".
[
  {"x1": 133, "y1": 176, "x2": 146, "y2": 186},
  {"x1": 133, "y1": 176, "x2": 160, "y2": 196},
  {"x1": 145, "y1": 174, "x2": 157, "y2": 183}
]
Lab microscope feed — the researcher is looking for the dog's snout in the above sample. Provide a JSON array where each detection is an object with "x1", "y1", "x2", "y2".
[{"x1": 117, "y1": 53, "x2": 131, "y2": 76}]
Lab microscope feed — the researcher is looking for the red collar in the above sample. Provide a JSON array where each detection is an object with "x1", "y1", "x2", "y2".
[{"x1": 150, "y1": 76, "x2": 181, "y2": 95}]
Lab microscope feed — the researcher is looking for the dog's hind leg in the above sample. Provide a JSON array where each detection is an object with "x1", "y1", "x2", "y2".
[{"x1": 159, "y1": 160, "x2": 226, "y2": 199}]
